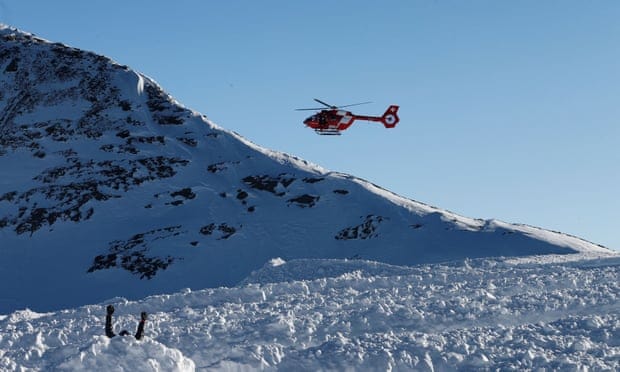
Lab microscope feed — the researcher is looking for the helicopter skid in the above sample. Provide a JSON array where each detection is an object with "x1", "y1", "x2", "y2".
[{"x1": 315, "y1": 128, "x2": 341, "y2": 135}]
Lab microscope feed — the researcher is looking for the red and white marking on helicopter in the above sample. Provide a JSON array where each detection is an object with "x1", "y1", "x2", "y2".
[{"x1": 296, "y1": 99, "x2": 400, "y2": 135}]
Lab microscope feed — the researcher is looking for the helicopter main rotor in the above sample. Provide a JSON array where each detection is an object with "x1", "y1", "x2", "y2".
[{"x1": 295, "y1": 98, "x2": 372, "y2": 111}]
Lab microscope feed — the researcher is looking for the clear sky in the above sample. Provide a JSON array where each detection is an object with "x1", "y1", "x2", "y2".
[{"x1": 2, "y1": 1, "x2": 618, "y2": 250}]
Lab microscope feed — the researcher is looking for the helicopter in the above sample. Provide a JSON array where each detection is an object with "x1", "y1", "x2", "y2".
[{"x1": 296, "y1": 99, "x2": 400, "y2": 135}]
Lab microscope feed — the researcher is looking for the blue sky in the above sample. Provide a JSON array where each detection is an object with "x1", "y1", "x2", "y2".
[{"x1": 2, "y1": 1, "x2": 619, "y2": 250}]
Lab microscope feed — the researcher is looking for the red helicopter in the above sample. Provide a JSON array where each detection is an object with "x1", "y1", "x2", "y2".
[{"x1": 296, "y1": 99, "x2": 400, "y2": 135}]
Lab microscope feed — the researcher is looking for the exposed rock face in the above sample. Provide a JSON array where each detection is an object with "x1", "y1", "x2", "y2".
[
  {"x1": 336, "y1": 215, "x2": 386, "y2": 240},
  {"x1": 0, "y1": 25, "x2": 611, "y2": 313}
]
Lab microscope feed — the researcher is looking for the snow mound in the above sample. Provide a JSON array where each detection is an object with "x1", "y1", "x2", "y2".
[
  {"x1": 240, "y1": 258, "x2": 418, "y2": 285},
  {"x1": 54, "y1": 336, "x2": 194, "y2": 371}
]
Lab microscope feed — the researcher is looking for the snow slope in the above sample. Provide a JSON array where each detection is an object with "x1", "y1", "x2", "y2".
[
  {"x1": 1, "y1": 254, "x2": 618, "y2": 371},
  {"x1": 0, "y1": 23, "x2": 614, "y2": 315}
]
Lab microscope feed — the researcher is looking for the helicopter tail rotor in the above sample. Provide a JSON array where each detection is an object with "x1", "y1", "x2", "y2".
[{"x1": 380, "y1": 105, "x2": 400, "y2": 128}]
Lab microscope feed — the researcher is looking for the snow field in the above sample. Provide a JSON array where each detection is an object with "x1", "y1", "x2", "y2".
[{"x1": 1, "y1": 254, "x2": 619, "y2": 371}]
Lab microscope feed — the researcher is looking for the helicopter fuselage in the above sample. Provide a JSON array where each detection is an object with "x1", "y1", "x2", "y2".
[{"x1": 303, "y1": 110, "x2": 355, "y2": 135}]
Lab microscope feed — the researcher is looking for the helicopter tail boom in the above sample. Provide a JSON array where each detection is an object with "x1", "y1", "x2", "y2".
[{"x1": 353, "y1": 105, "x2": 400, "y2": 128}]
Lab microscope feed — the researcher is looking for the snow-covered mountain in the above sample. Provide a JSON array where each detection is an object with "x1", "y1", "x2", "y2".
[{"x1": 0, "y1": 24, "x2": 613, "y2": 314}]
